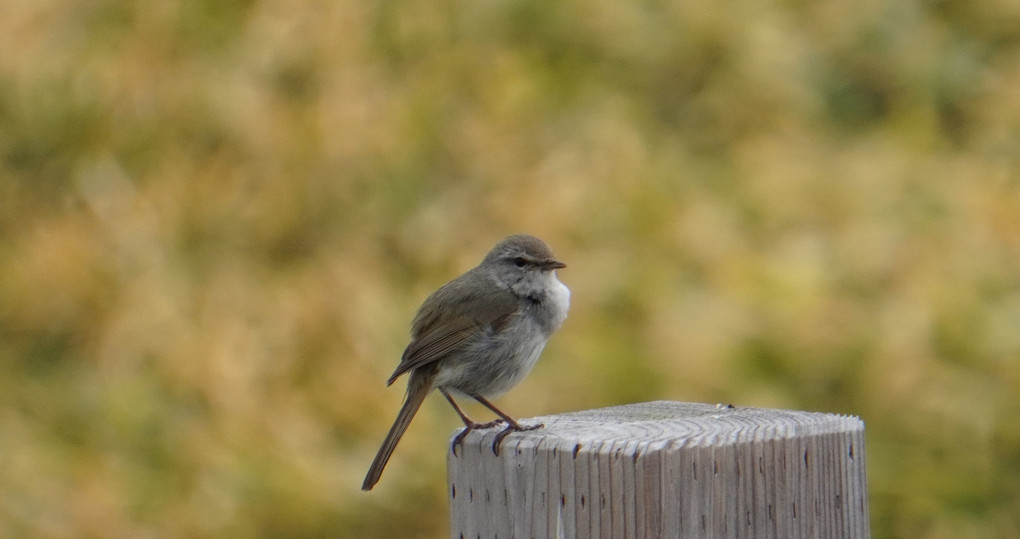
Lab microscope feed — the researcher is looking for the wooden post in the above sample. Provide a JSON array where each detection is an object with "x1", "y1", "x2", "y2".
[{"x1": 448, "y1": 401, "x2": 868, "y2": 538}]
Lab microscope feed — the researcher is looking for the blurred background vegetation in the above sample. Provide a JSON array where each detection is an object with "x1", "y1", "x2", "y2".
[{"x1": 1, "y1": 0, "x2": 1018, "y2": 537}]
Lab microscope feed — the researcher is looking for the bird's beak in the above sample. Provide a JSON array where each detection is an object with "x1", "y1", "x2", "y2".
[{"x1": 543, "y1": 259, "x2": 566, "y2": 270}]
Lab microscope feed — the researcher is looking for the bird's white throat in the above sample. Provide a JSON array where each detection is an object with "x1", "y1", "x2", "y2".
[{"x1": 546, "y1": 271, "x2": 570, "y2": 330}]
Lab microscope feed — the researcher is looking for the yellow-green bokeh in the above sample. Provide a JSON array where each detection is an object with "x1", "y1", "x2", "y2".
[{"x1": 1, "y1": 1, "x2": 1018, "y2": 537}]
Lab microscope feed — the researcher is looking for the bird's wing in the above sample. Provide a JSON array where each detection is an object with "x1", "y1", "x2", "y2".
[{"x1": 386, "y1": 278, "x2": 517, "y2": 386}]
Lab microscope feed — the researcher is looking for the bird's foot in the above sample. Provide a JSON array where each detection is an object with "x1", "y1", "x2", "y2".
[
  {"x1": 472, "y1": 419, "x2": 505, "y2": 430},
  {"x1": 451, "y1": 419, "x2": 505, "y2": 456},
  {"x1": 492, "y1": 422, "x2": 544, "y2": 456}
]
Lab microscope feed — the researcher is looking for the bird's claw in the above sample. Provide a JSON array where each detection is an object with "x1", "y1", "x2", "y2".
[
  {"x1": 491, "y1": 422, "x2": 544, "y2": 456},
  {"x1": 451, "y1": 419, "x2": 506, "y2": 456},
  {"x1": 474, "y1": 419, "x2": 505, "y2": 430}
]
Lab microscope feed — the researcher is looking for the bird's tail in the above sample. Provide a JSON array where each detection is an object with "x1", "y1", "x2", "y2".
[{"x1": 362, "y1": 369, "x2": 434, "y2": 491}]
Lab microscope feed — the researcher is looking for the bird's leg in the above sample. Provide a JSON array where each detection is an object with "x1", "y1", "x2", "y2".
[
  {"x1": 442, "y1": 389, "x2": 504, "y2": 429},
  {"x1": 441, "y1": 389, "x2": 504, "y2": 456},
  {"x1": 471, "y1": 394, "x2": 544, "y2": 456}
]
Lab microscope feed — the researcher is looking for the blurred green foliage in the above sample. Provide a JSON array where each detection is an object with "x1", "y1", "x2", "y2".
[{"x1": 1, "y1": 0, "x2": 1018, "y2": 537}]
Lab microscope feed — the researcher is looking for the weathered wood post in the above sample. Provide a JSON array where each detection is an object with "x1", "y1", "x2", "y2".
[{"x1": 448, "y1": 401, "x2": 868, "y2": 538}]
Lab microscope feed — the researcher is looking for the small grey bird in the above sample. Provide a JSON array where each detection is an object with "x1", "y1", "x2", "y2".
[{"x1": 362, "y1": 234, "x2": 570, "y2": 491}]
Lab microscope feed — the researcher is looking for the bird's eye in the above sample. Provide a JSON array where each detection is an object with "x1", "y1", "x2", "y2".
[{"x1": 513, "y1": 257, "x2": 527, "y2": 268}]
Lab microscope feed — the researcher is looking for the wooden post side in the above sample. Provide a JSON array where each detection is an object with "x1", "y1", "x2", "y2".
[{"x1": 448, "y1": 400, "x2": 868, "y2": 539}]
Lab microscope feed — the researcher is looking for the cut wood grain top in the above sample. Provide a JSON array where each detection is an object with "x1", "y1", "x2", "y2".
[{"x1": 452, "y1": 400, "x2": 865, "y2": 453}]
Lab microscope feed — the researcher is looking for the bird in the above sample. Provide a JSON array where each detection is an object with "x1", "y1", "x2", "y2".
[{"x1": 362, "y1": 234, "x2": 570, "y2": 491}]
